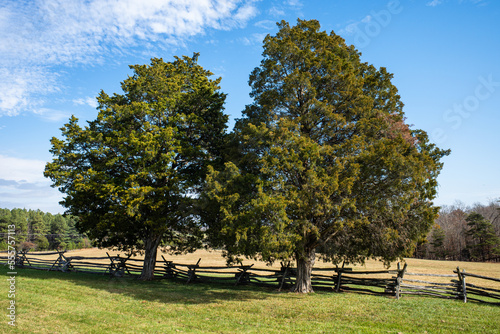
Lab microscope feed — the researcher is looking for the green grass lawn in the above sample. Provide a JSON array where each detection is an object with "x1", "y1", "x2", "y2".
[{"x1": 1, "y1": 266, "x2": 499, "y2": 334}]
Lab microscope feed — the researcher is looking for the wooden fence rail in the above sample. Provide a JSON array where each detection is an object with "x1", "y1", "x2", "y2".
[
  {"x1": 400, "y1": 271, "x2": 459, "y2": 300},
  {"x1": 0, "y1": 251, "x2": 498, "y2": 305},
  {"x1": 454, "y1": 268, "x2": 500, "y2": 305}
]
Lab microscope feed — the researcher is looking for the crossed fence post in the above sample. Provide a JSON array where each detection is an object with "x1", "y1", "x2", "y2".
[
  {"x1": 106, "y1": 252, "x2": 132, "y2": 277},
  {"x1": 162, "y1": 255, "x2": 178, "y2": 279},
  {"x1": 278, "y1": 261, "x2": 295, "y2": 291},
  {"x1": 235, "y1": 264, "x2": 253, "y2": 286},
  {"x1": 186, "y1": 258, "x2": 201, "y2": 283},
  {"x1": 48, "y1": 251, "x2": 75, "y2": 272},
  {"x1": 16, "y1": 250, "x2": 31, "y2": 268}
]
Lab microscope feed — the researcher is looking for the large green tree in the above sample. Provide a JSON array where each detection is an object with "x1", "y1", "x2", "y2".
[
  {"x1": 45, "y1": 55, "x2": 227, "y2": 280},
  {"x1": 205, "y1": 20, "x2": 449, "y2": 292}
]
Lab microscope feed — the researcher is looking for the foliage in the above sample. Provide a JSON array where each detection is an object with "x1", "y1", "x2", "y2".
[
  {"x1": 44, "y1": 55, "x2": 228, "y2": 280},
  {"x1": 19, "y1": 241, "x2": 36, "y2": 251},
  {"x1": 205, "y1": 19, "x2": 449, "y2": 292},
  {"x1": 34, "y1": 235, "x2": 50, "y2": 250},
  {"x1": 0, "y1": 208, "x2": 89, "y2": 250},
  {"x1": 465, "y1": 212, "x2": 500, "y2": 262},
  {"x1": 417, "y1": 201, "x2": 500, "y2": 261},
  {"x1": 430, "y1": 224, "x2": 446, "y2": 259}
]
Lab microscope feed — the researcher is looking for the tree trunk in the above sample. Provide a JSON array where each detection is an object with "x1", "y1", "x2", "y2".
[
  {"x1": 139, "y1": 234, "x2": 162, "y2": 280},
  {"x1": 291, "y1": 247, "x2": 316, "y2": 293}
]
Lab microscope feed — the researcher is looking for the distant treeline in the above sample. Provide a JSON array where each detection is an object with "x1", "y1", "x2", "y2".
[
  {"x1": 0, "y1": 208, "x2": 92, "y2": 251},
  {"x1": 415, "y1": 200, "x2": 500, "y2": 262}
]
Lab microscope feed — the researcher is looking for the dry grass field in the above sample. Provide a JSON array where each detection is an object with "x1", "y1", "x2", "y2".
[{"x1": 35, "y1": 247, "x2": 500, "y2": 288}]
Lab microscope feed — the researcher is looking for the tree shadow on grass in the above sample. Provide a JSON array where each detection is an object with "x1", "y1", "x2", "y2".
[{"x1": 7, "y1": 266, "x2": 295, "y2": 305}]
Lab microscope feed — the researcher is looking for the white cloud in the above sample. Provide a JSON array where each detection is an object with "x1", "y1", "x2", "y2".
[
  {"x1": 0, "y1": 154, "x2": 64, "y2": 212},
  {"x1": 238, "y1": 33, "x2": 268, "y2": 46},
  {"x1": 0, "y1": 179, "x2": 64, "y2": 213},
  {"x1": 0, "y1": 0, "x2": 259, "y2": 117},
  {"x1": 286, "y1": 0, "x2": 303, "y2": 9},
  {"x1": 268, "y1": 0, "x2": 302, "y2": 17},
  {"x1": 255, "y1": 19, "x2": 276, "y2": 30},
  {"x1": 340, "y1": 15, "x2": 372, "y2": 36},
  {"x1": 239, "y1": 37, "x2": 252, "y2": 46},
  {"x1": 33, "y1": 108, "x2": 72, "y2": 122},
  {"x1": 459, "y1": 0, "x2": 487, "y2": 5},
  {"x1": 73, "y1": 97, "x2": 98, "y2": 109},
  {"x1": 268, "y1": 6, "x2": 285, "y2": 17},
  {"x1": 0, "y1": 155, "x2": 47, "y2": 184},
  {"x1": 252, "y1": 33, "x2": 268, "y2": 44},
  {"x1": 427, "y1": 1, "x2": 487, "y2": 8},
  {"x1": 233, "y1": 2, "x2": 259, "y2": 24},
  {"x1": 0, "y1": 67, "x2": 59, "y2": 116},
  {"x1": 426, "y1": 0, "x2": 443, "y2": 6}
]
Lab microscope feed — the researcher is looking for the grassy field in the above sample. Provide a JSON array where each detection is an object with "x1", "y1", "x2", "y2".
[{"x1": 1, "y1": 249, "x2": 499, "y2": 333}]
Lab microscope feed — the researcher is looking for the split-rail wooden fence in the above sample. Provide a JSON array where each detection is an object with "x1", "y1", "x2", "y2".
[{"x1": 2, "y1": 250, "x2": 499, "y2": 305}]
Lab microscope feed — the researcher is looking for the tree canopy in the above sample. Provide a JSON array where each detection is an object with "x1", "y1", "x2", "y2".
[
  {"x1": 45, "y1": 55, "x2": 228, "y2": 280},
  {"x1": 204, "y1": 19, "x2": 450, "y2": 292}
]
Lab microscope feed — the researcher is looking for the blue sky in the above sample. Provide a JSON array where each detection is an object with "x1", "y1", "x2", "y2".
[{"x1": 0, "y1": 0, "x2": 499, "y2": 213}]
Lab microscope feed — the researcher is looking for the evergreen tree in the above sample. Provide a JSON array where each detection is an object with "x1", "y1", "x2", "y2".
[
  {"x1": 9, "y1": 209, "x2": 29, "y2": 244},
  {"x1": 28, "y1": 210, "x2": 48, "y2": 238},
  {"x1": 45, "y1": 55, "x2": 228, "y2": 279},
  {"x1": 465, "y1": 212, "x2": 500, "y2": 261},
  {"x1": 205, "y1": 19, "x2": 449, "y2": 292},
  {"x1": 0, "y1": 209, "x2": 12, "y2": 249},
  {"x1": 28, "y1": 210, "x2": 50, "y2": 250},
  {"x1": 50, "y1": 214, "x2": 70, "y2": 249},
  {"x1": 430, "y1": 224, "x2": 446, "y2": 259},
  {"x1": 0, "y1": 209, "x2": 11, "y2": 235}
]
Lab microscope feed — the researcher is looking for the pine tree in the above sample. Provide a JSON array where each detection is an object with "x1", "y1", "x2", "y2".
[{"x1": 465, "y1": 212, "x2": 500, "y2": 262}]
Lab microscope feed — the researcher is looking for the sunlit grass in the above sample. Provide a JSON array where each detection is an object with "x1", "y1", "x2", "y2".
[{"x1": 1, "y1": 265, "x2": 499, "y2": 333}]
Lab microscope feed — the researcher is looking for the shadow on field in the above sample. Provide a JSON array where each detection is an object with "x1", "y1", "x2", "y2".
[{"x1": 11, "y1": 267, "x2": 283, "y2": 305}]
